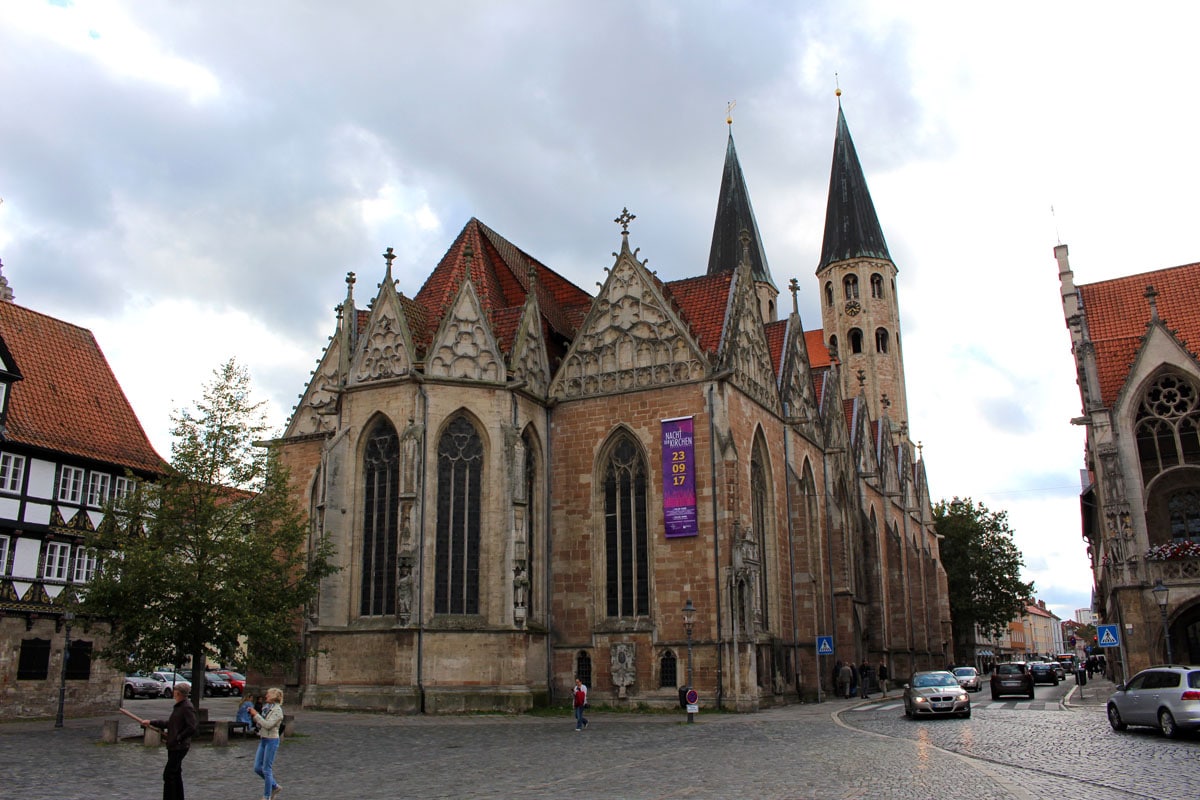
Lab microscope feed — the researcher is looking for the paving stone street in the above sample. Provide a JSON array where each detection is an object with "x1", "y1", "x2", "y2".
[{"x1": 1, "y1": 676, "x2": 1196, "y2": 800}]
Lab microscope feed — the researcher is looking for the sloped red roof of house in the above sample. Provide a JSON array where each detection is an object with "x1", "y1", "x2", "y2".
[
  {"x1": 1080, "y1": 262, "x2": 1200, "y2": 406},
  {"x1": 765, "y1": 319, "x2": 787, "y2": 374},
  {"x1": 805, "y1": 329, "x2": 831, "y2": 367},
  {"x1": 0, "y1": 301, "x2": 164, "y2": 473}
]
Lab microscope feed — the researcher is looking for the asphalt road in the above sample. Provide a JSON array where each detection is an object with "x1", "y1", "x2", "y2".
[{"x1": 1, "y1": 677, "x2": 1195, "y2": 800}]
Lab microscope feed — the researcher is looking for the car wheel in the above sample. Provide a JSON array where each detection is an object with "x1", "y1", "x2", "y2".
[
  {"x1": 1107, "y1": 703, "x2": 1126, "y2": 731},
  {"x1": 1159, "y1": 708, "x2": 1181, "y2": 739},
  {"x1": 961, "y1": 708, "x2": 971, "y2": 719},
  {"x1": 124, "y1": 685, "x2": 134, "y2": 699},
  {"x1": 990, "y1": 691, "x2": 999, "y2": 701}
]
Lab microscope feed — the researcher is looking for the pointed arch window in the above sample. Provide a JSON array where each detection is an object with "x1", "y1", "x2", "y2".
[
  {"x1": 875, "y1": 327, "x2": 889, "y2": 353},
  {"x1": 361, "y1": 420, "x2": 399, "y2": 616},
  {"x1": 523, "y1": 429, "x2": 537, "y2": 617},
  {"x1": 575, "y1": 650, "x2": 593, "y2": 686},
  {"x1": 843, "y1": 275, "x2": 859, "y2": 300},
  {"x1": 1135, "y1": 372, "x2": 1200, "y2": 484},
  {"x1": 829, "y1": 334, "x2": 838, "y2": 356},
  {"x1": 870, "y1": 273, "x2": 884, "y2": 299},
  {"x1": 604, "y1": 435, "x2": 649, "y2": 618},
  {"x1": 849, "y1": 328, "x2": 864, "y2": 354},
  {"x1": 436, "y1": 416, "x2": 483, "y2": 615},
  {"x1": 659, "y1": 649, "x2": 678, "y2": 687},
  {"x1": 824, "y1": 282, "x2": 834, "y2": 307},
  {"x1": 1168, "y1": 490, "x2": 1200, "y2": 541},
  {"x1": 750, "y1": 441, "x2": 771, "y2": 629}
]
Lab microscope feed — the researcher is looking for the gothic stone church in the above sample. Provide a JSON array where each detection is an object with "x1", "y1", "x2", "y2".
[{"x1": 275, "y1": 102, "x2": 952, "y2": 713}]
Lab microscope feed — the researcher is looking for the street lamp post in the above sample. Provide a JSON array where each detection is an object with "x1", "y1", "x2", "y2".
[
  {"x1": 1152, "y1": 579, "x2": 1174, "y2": 663},
  {"x1": 682, "y1": 598, "x2": 695, "y2": 724},
  {"x1": 55, "y1": 611, "x2": 75, "y2": 729}
]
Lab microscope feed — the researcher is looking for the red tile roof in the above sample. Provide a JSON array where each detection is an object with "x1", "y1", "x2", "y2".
[
  {"x1": 765, "y1": 319, "x2": 787, "y2": 374},
  {"x1": 0, "y1": 301, "x2": 165, "y2": 473},
  {"x1": 410, "y1": 219, "x2": 593, "y2": 359},
  {"x1": 805, "y1": 329, "x2": 831, "y2": 368},
  {"x1": 1079, "y1": 262, "x2": 1200, "y2": 406},
  {"x1": 665, "y1": 273, "x2": 733, "y2": 355}
]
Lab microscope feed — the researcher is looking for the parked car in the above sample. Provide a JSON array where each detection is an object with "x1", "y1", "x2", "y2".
[
  {"x1": 1051, "y1": 661, "x2": 1066, "y2": 681},
  {"x1": 123, "y1": 673, "x2": 162, "y2": 699},
  {"x1": 1106, "y1": 665, "x2": 1200, "y2": 738},
  {"x1": 990, "y1": 662, "x2": 1034, "y2": 700},
  {"x1": 1029, "y1": 661, "x2": 1059, "y2": 685},
  {"x1": 214, "y1": 670, "x2": 246, "y2": 696},
  {"x1": 903, "y1": 670, "x2": 971, "y2": 719},
  {"x1": 201, "y1": 672, "x2": 234, "y2": 696},
  {"x1": 151, "y1": 671, "x2": 189, "y2": 697},
  {"x1": 952, "y1": 667, "x2": 982, "y2": 692}
]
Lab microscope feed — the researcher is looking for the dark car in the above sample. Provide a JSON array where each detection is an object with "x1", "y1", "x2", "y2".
[
  {"x1": 903, "y1": 670, "x2": 971, "y2": 719},
  {"x1": 1107, "y1": 665, "x2": 1200, "y2": 738},
  {"x1": 1029, "y1": 661, "x2": 1059, "y2": 685},
  {"x1": 990, "y1": 662, "x2": 1034, "y2": 700}
]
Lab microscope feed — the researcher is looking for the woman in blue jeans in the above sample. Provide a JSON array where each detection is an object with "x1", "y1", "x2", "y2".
[{"x1": 249, "y1": 687, "x2": 285, "y2": 799}]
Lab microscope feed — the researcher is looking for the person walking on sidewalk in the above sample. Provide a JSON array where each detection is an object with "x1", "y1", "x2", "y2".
[
  {"x1": 837, "y1": 661, "x2": 852, "y2": 698},
  {"x1": 859, "y1": 661, "x2": 872, "y2": 698},
  {"x1": 573, "y1": 677, "x2": 590, "y2": 731},
  {"x1": 140, "y1": 682, "x2": 198, "y2": 800},
  {"x1": 249, "y1": 687, "x2": 286, "y2": 799},
  {"x1": 877, "y1": 661, "x2": 890, "y2": 698}
]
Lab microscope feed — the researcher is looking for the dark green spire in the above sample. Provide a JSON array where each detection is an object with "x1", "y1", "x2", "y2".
[
  {"x1": 818, "y1": 103, "x2": 891, "y2": 270},
  {"x1": 707, "y1": 132, "x2": 775, "y2": 289}
]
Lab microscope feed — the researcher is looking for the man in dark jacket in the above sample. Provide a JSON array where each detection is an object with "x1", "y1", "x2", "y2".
[{"x1": 140, "y1": 682, "x2": 199, "y2": 800}]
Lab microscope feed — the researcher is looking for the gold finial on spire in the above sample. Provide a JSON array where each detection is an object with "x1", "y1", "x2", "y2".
[
  {"x1": 726, "y1": 99, "x2": 736, "y2": 126},
  {"x1": 835, "y1": 72, "x2": 842, "y2": 98}
]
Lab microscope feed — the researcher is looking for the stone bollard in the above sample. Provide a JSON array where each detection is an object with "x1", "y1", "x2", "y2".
[
  {"x1": 212, "y1": 722, "x2": 229, "y2": 746},
  {"x1": 144, "y1": 727, "x2": 162, "y2": 747},
  {"x1": 102, "y1": 720, "x2": 119, "y2": 743},
  {"x1": 282, "y1": 714, "x2": 295, "y2": 738}
]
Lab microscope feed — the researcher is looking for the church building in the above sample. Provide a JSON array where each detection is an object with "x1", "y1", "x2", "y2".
[
  {"x1": 274, "y1": 100, "x2": 952, "y2": 713},
  {"x1": 1058, "y1": 245, "x2": 1200, "y2": 676}
]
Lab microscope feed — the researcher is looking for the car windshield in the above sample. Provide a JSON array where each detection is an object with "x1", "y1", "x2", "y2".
[
  {"x1": 997, "y1": 664, "x2": 1023, "y2": 675},
  {"x1": 953, "y1": 668, "x2": 977, "y2": 677},
  {"x1": 205, "y1": 672, "x2": 227, "y2": 681},
  {"x1": 914, "y1": 673, "x2": 958, "y2": 687}
]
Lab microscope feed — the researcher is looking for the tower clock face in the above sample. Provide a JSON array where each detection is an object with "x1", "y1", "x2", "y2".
[{"x1": 844, "y1": 300, "x2": 861, "y2": 316}]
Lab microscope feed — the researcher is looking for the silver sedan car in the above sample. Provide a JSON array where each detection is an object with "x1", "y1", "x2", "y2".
[
  {"x1": 952, "y1": 666, "x2": 982, "y2": 692},
  {"x1": 904, "y1": 670, "x2": 971, "y2": 719}
]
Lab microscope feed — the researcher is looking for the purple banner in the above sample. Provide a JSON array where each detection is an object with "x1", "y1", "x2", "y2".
[{"x1": 662, "y1": 417, "x2": 698, "y2": 538}]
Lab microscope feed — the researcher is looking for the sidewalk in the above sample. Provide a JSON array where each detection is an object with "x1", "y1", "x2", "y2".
[{"x1": 1063, "y1": 673, "x2": 1116, "y2": 709}]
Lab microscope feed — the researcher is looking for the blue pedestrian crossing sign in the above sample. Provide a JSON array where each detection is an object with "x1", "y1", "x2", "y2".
[
  {"x1": 816, "y1": 636, "x2": 834, "y2": 656},
  {"x1": 1097, "y1": 624, "x2": 1120, "y2": 648}
]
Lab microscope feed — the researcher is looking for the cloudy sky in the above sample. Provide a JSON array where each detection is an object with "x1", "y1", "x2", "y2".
[{"x1": 3, "y1": 1, "x2": 1198, "y2": 624}]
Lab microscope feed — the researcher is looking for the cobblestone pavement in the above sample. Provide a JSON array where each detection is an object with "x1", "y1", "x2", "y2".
[
  {"x1": 0, "y1": 679, "x2": 1193, "y2": 800},
  {"x1": 839, "y1": 674, "x2": 1200, "y2": 800}
]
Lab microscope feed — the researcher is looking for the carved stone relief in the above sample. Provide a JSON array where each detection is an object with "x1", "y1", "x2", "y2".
[
  {"x1": 427, "y1": 284, "x2": 503, "y2": 382},
  {"x1": 353, "y1": 310, "x2": 412, "y2": 384},
  {"x1": 554, "y1": 257, "x2": 706, "y2": 399},
  {"x1": 289, "y1": 342, "x2": 341, "y2": 436},
  {"x1": 511, "y1": 308, "x2": 551, "y2": 397},
  {"x1": 610, "y1": 642, "x2": 636, "y2": 698}
]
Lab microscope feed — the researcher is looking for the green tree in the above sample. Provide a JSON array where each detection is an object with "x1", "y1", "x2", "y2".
[
  {"x1": 77, "y1": 359, "x2": 334, "y2": 705},
  {"x1": 934, "y1": 497, "x2": 1034, "y2": 664}
]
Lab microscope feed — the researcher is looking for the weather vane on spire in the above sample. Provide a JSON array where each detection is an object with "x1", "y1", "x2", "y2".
[{"x1": 726, "y1": 100, "x2": 736, "y2": 126}]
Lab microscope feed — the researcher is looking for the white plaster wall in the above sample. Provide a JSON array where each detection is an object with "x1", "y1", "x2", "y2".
[{"x1": 28, "y1": 458, "x2": 55, "y2": 499}]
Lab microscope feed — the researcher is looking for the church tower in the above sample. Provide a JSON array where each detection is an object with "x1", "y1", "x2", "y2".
[
  {"x1": 707, "y1": 124, "x2": 779, "y2": 323},
  {"x1": 816, "y1": 95, "x2": 909, "y2": 429}
]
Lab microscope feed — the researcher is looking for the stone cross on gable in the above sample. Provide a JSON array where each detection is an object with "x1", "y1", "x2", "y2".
[
  {"x1": 1145, "y1": 284, "x2": 1159, "y2": 321},
  {"x1": 881, "y1": 393, "x2": 891, "y2": 410},
  {"x1": 614, "y1": 207, "x2": 636, "y2": 233},
  {"x1": 856, "y1": 368, "x2": 866, "y2": 388},
  {"x1": 789, "y1": 278, "x2": 799, "y2": 314},
  {"x1": 383, "y1": 248, "x2": 396, "y2": 270}
]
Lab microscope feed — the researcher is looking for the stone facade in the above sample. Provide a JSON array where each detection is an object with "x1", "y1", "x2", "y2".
[
  {"x1": 272, "y1": 107, "x2": 952, "y2": 714},
  {"x1": 1058, "y1": 244, "x2": 1200, "y2": 678}
]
